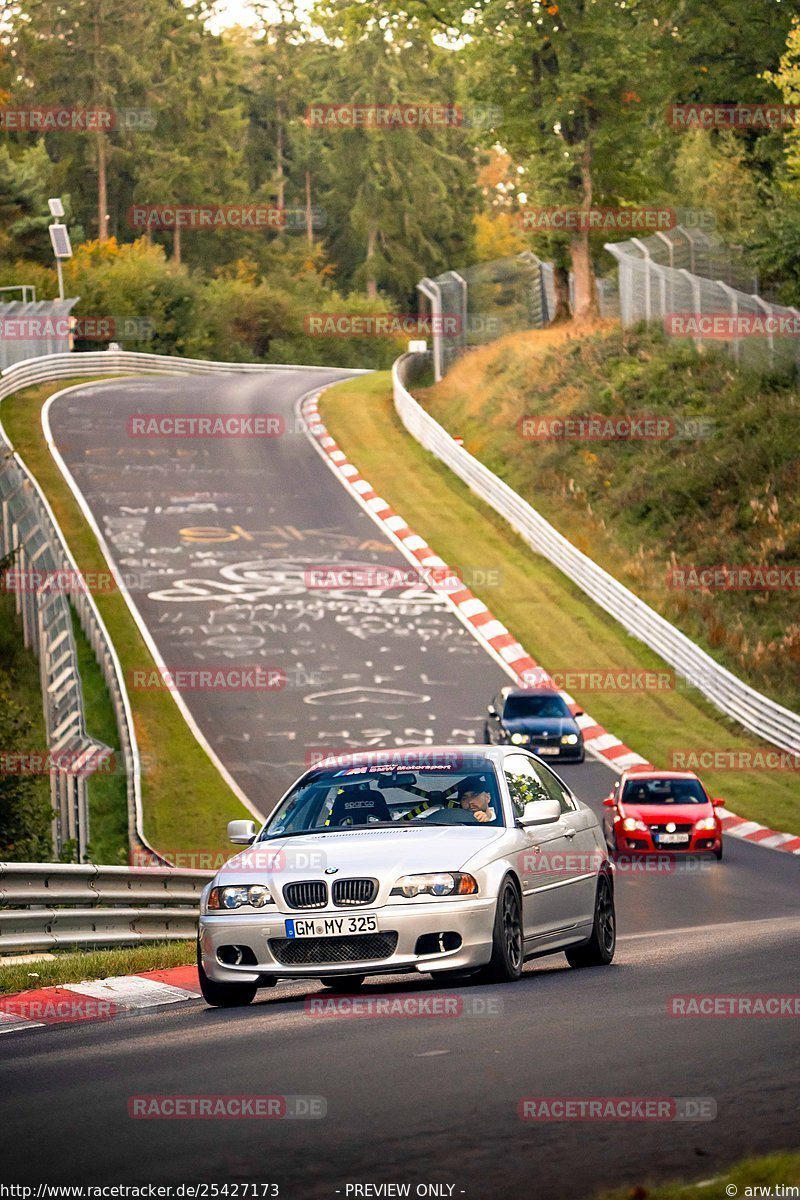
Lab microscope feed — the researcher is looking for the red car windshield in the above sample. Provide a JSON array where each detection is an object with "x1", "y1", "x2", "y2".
[{"x1": 622, "y1": 778, "x2": 708, "y2": 805}]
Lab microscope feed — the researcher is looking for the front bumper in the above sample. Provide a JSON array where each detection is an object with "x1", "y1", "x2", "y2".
[
  {"x1": 505, "y1": 739, "x2": 584, "y2": 761},
  {"x1": 543, "y1": 745, "x2": 584, "y2": 762},
  {"x1": 199, "y1": 897, "x2": 497, "y2": 984},
  {"x1": 615, "y1": 832, "x2": 721, "y2": 854}
]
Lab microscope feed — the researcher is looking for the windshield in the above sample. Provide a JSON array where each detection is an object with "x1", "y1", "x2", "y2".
[
  {"x1": 622, "y1": 778, "x2": 708, "y2": 806},
  {"x1": 260, "y1": 765, "x2": 505, "y2": 836},
  {"x1": 503, "y1": 693, "x2": 571, "y2": 720}
]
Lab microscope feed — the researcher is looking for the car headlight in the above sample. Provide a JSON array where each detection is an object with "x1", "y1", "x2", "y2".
[
  {"x1": 622, "y1": 817, "x2": 649, "y2": 833},
  {"x1": 391, "y1": 872, "x2": 478, "y2": 898},
  {"x1": 561, "y1": 734, "x2": 580, "y2": 745},
  {"x1": 695, "y1": 816, "x2": 717, "y2": 832},
  {"x1": 206, "y1": 884, "x2": 274, "y2": 910},
  {"x1": 510, "y1": 733, "x2": 529, "y2": 745}
]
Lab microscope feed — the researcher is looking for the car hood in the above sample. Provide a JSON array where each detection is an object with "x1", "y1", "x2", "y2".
[
  {"x1": 621, "y1": 803, "x2": 712, "y2": 823},
  {"x1": 215, "y1": 826, "x2": 506, "y2": 885},
  {"x1": 502, "y1": 716, "x2": 578, "y2": 734}
]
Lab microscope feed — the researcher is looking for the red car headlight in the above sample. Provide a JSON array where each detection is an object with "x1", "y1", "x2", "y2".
[{"x1": 622, "y1": 816, "x2": 648, "y2": 834}]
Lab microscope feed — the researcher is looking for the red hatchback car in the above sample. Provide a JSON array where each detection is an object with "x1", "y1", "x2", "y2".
[{"x1": 602, "y1": 770, "x2": 725, "y2": 860}]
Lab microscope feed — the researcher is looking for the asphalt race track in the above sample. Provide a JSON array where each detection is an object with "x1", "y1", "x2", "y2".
[
  {"x1": 45, "y1": 370, "x2": 530, "y2": 810},
  {"x1": 2, "y1": 371, "x2": 798, "y2": 1198}
]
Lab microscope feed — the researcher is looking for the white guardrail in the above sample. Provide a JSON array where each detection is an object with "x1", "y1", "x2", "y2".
[
  {"x1": 0, "y1": 862, "x2": 213, "y2": 954},
  {"x1": 0, "y1": 350, "x2": 368, "y2": 864},
  {"x1": 393, "y1": 353, "x2": 800, "y2": 756}
]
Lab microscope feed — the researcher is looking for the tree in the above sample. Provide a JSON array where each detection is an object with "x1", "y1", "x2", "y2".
[
  {"x1": 6, "y1": 0, "x2": 156, "y2": 242},
  {"x1": 747, "y1": 17, "x2": 800, "y2": 303},
  {"x1": 0, "y1": 142, "x2": 57, "y2": 262},
  {"x1": 63, "y1": 237, "x2": 203, "y2": 353},
  {"x1": 366, "y1": 0, "x2": 660, "y2": 320},
  {"x1": 672, "y1": 129, "x2": 760, "y2": 243},
  {"x1": 763, "y1": 17, "x2": 800, "y2": 187},
  {"x1": 663, "y1": 0, "x2": 794, "y2": 107},
  {"x1": 309, "y1": 3, "x2": 478, "y2": 301},
  {"x1": 133, "y1": 2, "x2": 248, "y2": 266}
]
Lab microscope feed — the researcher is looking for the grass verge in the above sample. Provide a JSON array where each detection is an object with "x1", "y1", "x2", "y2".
[
  {"x1": 0, "y1": 941, "x2": 195, "y2": 995},
  {"x1": 0, "y1": 591, "x2": 53, "y2": 859},
  {"x1": 1, "y1": 379, "x2": 249, "y2": 860},
  {"x1": 598, "y1": 1151, "x2": 800, "y2": 1200},
  {"x1": 320, "y1": 373, "x2": 800, "y2": 834},
  {"x1": 70, "y1": 607, "x2": 128, "y2": 864}
]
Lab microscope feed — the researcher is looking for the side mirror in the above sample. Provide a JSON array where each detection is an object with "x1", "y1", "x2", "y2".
[
  {"x1": 487, "y1": 704, "x2": 497, "y2": 716},
  {"x1": 712, "y1": 798, "x2": 726, "y2": 807},
  {"x1": 573, "y1": 709, "x2": 584, "y2": 718},
  {"x1": 228, "y1": 819, "x2": 257, "y2": 845},
  {"x1": 520, "y1": 798, "x2": 561, "y2": 826},
  {"x1": 602, "y1": 796, "x2": 616, "y2": 808}
]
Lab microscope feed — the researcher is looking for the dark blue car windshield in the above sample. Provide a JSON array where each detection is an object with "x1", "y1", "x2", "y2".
[{"x1": 504, "y1": 695, "x2": 571, "y2": 720}]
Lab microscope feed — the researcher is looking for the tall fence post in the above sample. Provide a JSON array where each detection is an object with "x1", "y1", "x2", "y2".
[
  {"x1": 630, "y1": 239, "x2": 652, "y2": 320},
  {"x1": 752, "y1": 294, "x2": 775, "y2": 371},
  {"x1": 715, "y1": 281, "x2": 741, "y2": 366},
  {"x1": 678, "y1": 269, "x2": 702, "y2": 350},
  {"x1": 417, "y1": 277, "x2": 444, "y2": 382}
]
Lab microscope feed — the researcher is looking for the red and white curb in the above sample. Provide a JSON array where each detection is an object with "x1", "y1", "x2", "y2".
[
  {"x1": 300, "y1": 389, "x2": 800, "y2": 859},
  {"x1": 716, "y1": 816, "x2": 800, "y2": 855},
  {"x1": 0, "y1": 965, "x2": 202, "y2": 1034}
]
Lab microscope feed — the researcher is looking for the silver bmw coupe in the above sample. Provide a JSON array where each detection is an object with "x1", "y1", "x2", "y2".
[{"x1": 197, "y1": 747, "x2": 615, "y2": 1006}]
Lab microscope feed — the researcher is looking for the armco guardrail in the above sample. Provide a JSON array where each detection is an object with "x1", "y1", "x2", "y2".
[
  {"x1": 393, "y1": 353, "x2": 800, "y2": 756},
  {"x1": 0, "y1": 350, "x2": 369, "y2": 863},
  {"x1": 0, "y1": 862, "x2": 213, "y2": 953},
  {"x1": 0, "y1": 453, "x2": 114, "y2": 862}
]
